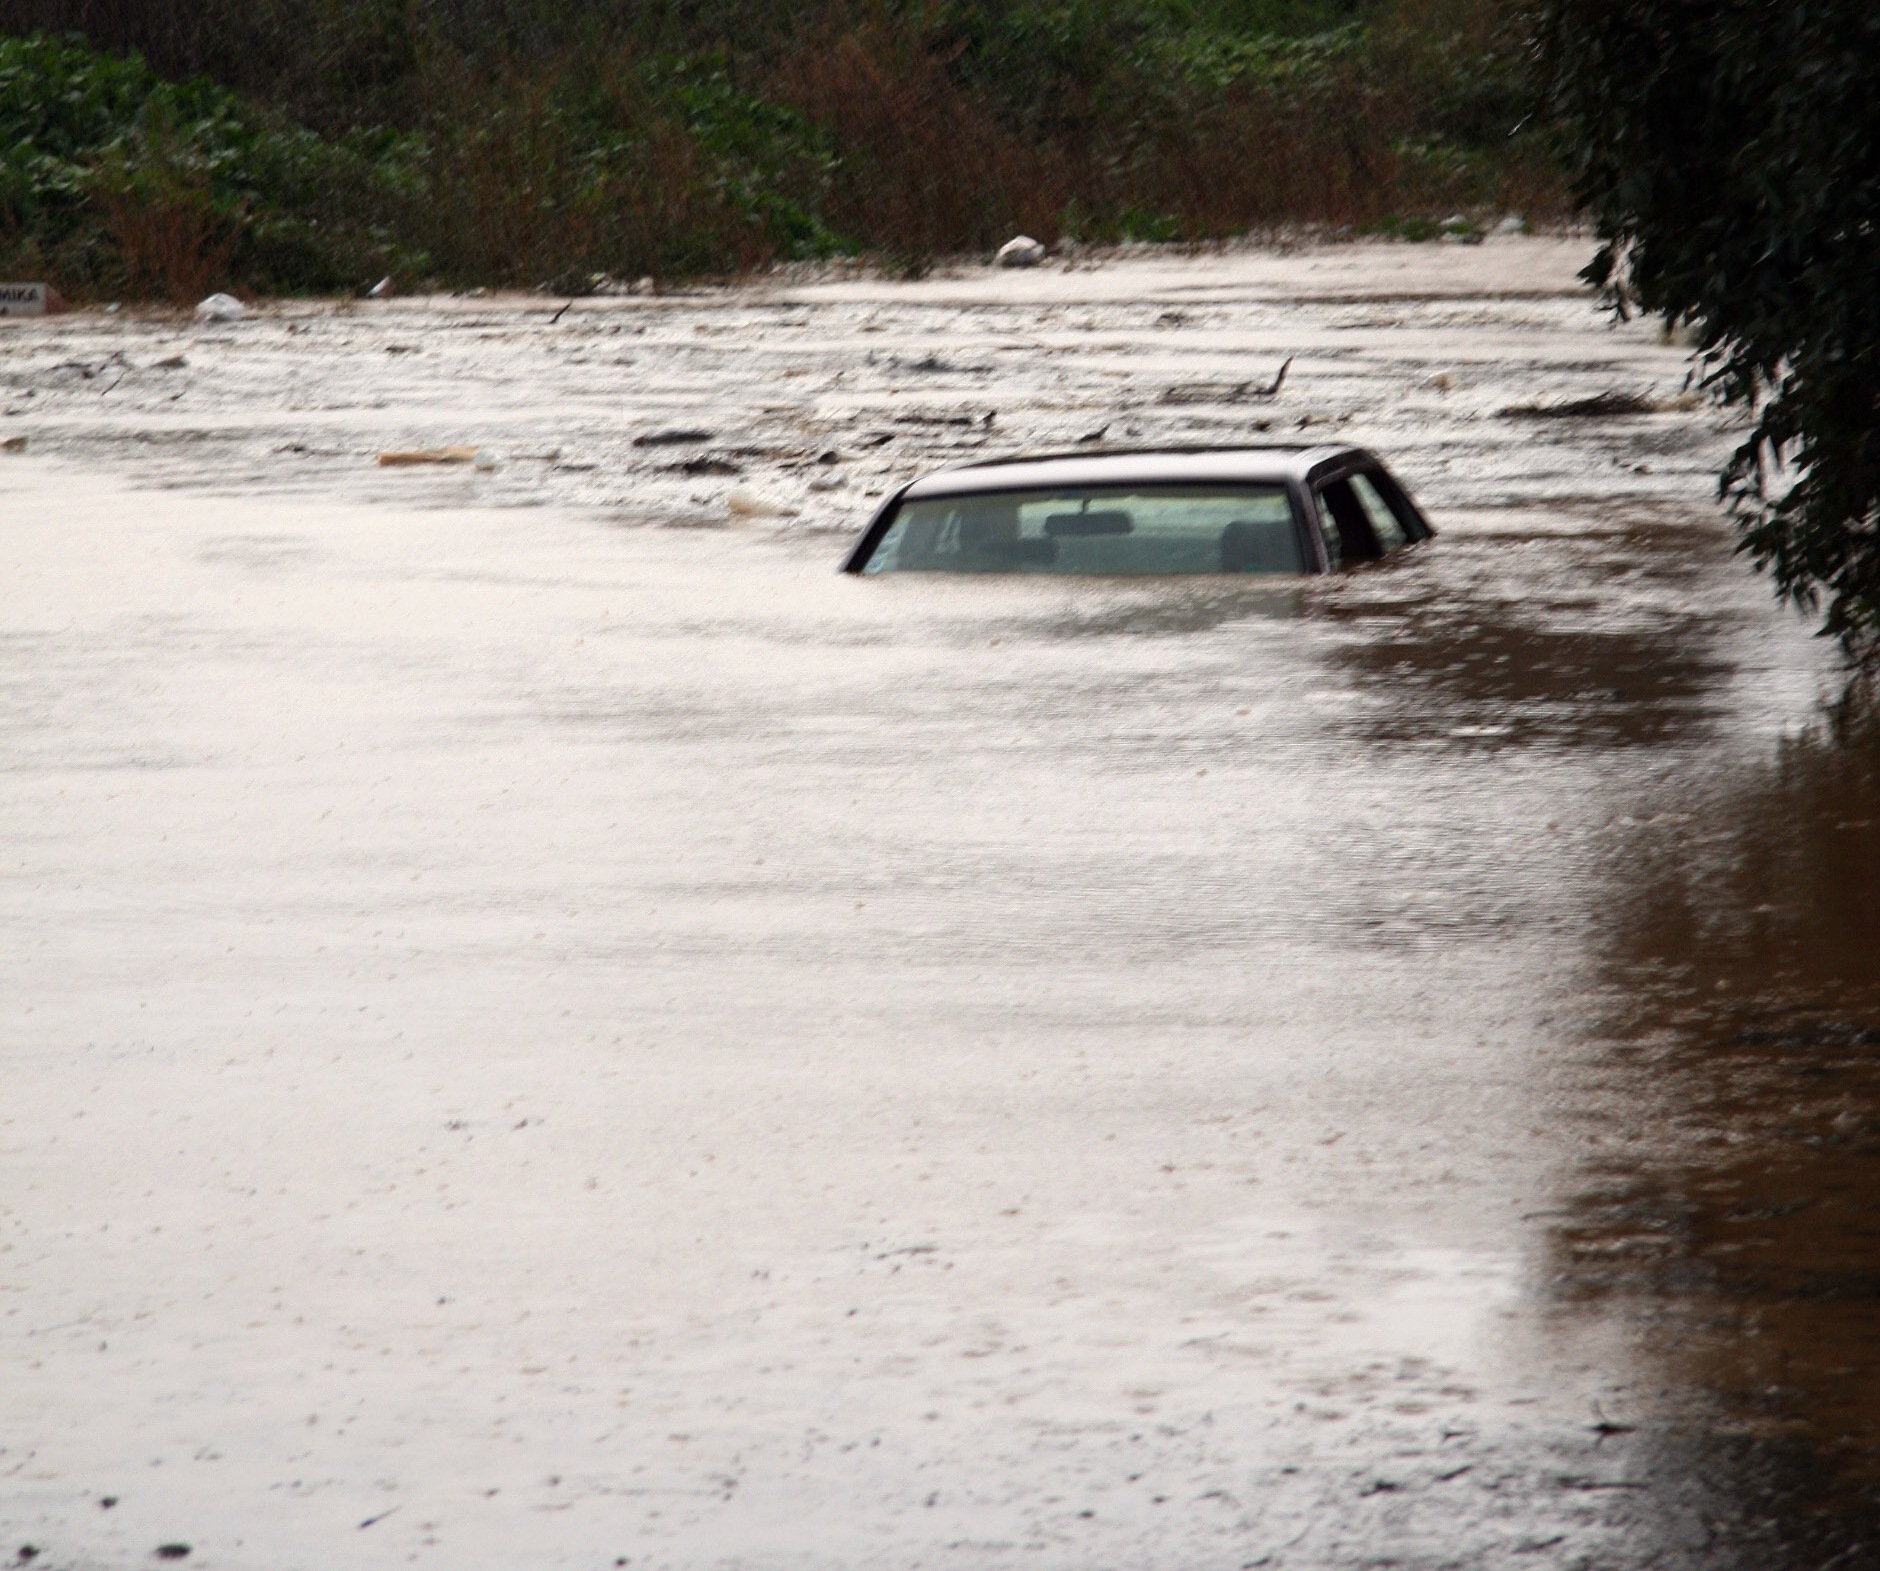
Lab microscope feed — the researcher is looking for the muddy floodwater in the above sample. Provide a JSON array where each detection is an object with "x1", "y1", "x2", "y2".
[{"x1": 3, "y1": 239, "x2": 1878, "y2": 1570}]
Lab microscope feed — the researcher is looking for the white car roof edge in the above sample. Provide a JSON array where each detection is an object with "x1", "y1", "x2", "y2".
[{"x1": 903, "y1": 445, "x2": 1363, "y2": 498}]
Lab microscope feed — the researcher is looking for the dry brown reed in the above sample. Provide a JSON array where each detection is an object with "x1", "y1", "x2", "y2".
[
  {"x1": 95, "y1": 175, "x2": 239, "y2": 301},
  {"x1": 410, "y1": 54, "x2": 761, "y2": 285},
  {"x1": 768, "y1": 17, "x2": 1072, "y2": 260}
]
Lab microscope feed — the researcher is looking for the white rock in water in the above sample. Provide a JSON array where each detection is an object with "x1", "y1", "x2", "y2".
[
  {"x1": 193, "y1": 292, "x2": 245, "y2": 323},
  {"x1": 996, "y1": 235, "x2": 1046, "y2": 268},
  {"x1": 1490, "y1": 215, "x2": 1525, "y2": 238},
  {"x1": 368, "y1": 275, "x2": 395, "y2": 298}
]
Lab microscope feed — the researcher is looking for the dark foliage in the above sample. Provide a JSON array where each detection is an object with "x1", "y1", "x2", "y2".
[
  {"x1": 1537, "y1": 0, "x2": 1880, "y2": 665},
  {"x1": 0, "y1": 0, "x2": 1560, "y2": 297},
  {"x1": 0, "y1": 31, "x2": 412, "y2": 294}
]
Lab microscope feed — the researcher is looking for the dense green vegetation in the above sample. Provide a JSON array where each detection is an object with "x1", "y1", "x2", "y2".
[
  {"x1": 8, "y1": 1, "x2": 1874, "y2": 667},
  {"x1": 1539, "y1": 0, "x2": 1880, "y2": 667},
  {"x1": 0, "y1": 0, "x2": 1554, "y2": 296},
  {"x1": 0, "y1": 32, "x2": 415, "y2": 294}
]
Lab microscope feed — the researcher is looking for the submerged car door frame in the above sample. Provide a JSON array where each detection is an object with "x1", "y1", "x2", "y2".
[
  {"x1": 841, "y1": 483, "x2": 915, "y2": 573},
  {"x1": 1299, "y1": 453, "x2": 1433, "y2": 567}
]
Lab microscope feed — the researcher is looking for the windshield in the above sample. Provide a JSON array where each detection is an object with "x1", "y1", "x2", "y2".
[{"x1": 859, "y1": 484, "x2": 1305, "y2": 575}]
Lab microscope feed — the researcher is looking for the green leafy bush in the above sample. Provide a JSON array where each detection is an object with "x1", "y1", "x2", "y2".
[
  {"x1": 0, "y1": 30, "x2": 411, "y2": 295},
  {"x1": 1538, "y1": 0, "x2": 1880, "y2": 666},
  {"x1": 0, "y1": 0, "x2": 1564, "y2": 296},
  {"x1": 664, "y1": 55, "x2": 847, "y2": 260}
]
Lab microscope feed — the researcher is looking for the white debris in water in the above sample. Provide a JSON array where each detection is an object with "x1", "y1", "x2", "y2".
[
  {"x1": 193, "y1": 292, "x2": 246, "y2": 323},
  {"x1": 0, "y1": 281, "x2": 66, "y2": 317},
  {"x1": 996, "y1": 234, "x2": 1047, "y2": 268},
  {"x1": 726, "y1": 485, "x2": 794, "y2": 517}
]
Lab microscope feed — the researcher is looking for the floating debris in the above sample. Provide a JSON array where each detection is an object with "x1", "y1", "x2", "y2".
[
  {"x1": 1499, "y1": 390, "x2": 1656, "y2": 419},
  {"x1": 669, "y1": 456, "x2": 743, "y2": 476},
  {"x1": 995, "y1": 235, "x2": 1046, "y2": 268},
  {"x1": 1160, "y1": 357, "x2": 1291, "y2": 403},
  {"x1": 0, "y1": 283, "x2": 67, "y2": 317},
  {"x1": 193, "y1": 293, "x2": 245, "y2": 324},
  {"x1": 893, "y1": 410, "x2": 995, "y2": 428},
  {"x1": 377, "y1": 446, "x2": 478, "y2": 466},
  {"x1": 726, "y1": 487, "x2": 795, "y2": 518}
]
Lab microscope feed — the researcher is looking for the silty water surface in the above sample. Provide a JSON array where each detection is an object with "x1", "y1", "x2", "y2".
[{"x1": 1, "y1": 239, "x2": 1876, "y2": 1570}]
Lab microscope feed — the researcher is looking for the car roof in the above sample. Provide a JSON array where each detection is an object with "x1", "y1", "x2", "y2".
[{"x1": 901, "y1": 445, "x2": 1369, "y2": 499}]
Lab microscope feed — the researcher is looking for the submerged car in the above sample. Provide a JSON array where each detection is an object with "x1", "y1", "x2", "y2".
[{"x1": 842, "y1": 445, "x2": 1432, "y2": 576}]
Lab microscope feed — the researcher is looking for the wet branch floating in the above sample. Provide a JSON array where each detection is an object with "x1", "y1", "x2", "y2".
[
  {"x1": 377, "y1": 446, "x2": 477, "y2": 466},
  {"x1": 1158, "y1": 357, "x2": 1291, "y2": 404},
  {"x1": 1497, "y1": 390, "x2": 1656, "y2": 419}
]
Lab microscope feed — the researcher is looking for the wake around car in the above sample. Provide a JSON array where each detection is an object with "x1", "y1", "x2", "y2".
[{"x1": 842, "y1": 446, "x2": 1432, "y2": 576}]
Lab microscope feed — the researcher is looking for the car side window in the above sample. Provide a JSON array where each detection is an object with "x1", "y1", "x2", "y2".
[
  {"x1": 1314, "y1": 479, "x2": 1376, "y2": 562},
  {"x1": 1349, "y1": 472, "x2": 1409, "y2": 551},
  {"x1": 1312, "y1": 486, "x2": 1343, "y2": 567}
]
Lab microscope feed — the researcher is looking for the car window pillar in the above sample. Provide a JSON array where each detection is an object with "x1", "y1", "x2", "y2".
[
  {"x1": 1317, "y1": 478, "x2": 1380, "y2": 560},
  {"x1": 1373, "y1": 469, "x2": 1431, "y2": 541}
]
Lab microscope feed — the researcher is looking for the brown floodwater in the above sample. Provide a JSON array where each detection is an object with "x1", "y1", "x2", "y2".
[
  {"x1": 1324, "y1": 516, "x2": 1880, "y2": 1565},
  {"x1": 1555, "y1": 705, "x2": 1880, "y2": 1565},
  {"x1": 1, "y1": 239, "x2": 1876, "y2": 1569}
]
